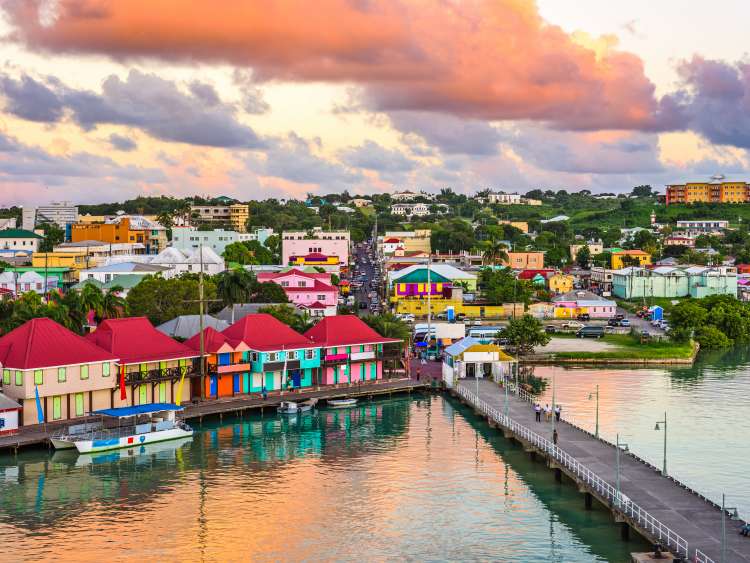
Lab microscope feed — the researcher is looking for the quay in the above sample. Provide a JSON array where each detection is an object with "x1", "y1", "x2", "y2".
[
  {"x1": 0, "y1": 378, "x2": 428, "y2": 453},
  {"x1": 453, "y1": 378, "x2": 750, "y2": 563}
]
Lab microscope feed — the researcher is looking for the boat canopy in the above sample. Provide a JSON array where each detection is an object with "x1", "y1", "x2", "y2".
[{"x1": 92, "y1": 403, "x2": 184, "y2": 418}]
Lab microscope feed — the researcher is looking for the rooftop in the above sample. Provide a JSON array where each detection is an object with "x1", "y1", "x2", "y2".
[
  {"x1": 304, "y1": 315, "x2": 400, "y2": 347},
  {"x1": 222, "y1": 314, "x2": 314, "y2": 351},
  {"x1": 0, "y1": 229, "x2": 42, "y2": 239}
]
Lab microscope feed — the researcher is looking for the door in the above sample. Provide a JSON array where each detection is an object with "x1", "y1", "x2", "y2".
[
  {"x1": 75, "y1": 393, "x2": 85, "y2": 417},
  {"x1": 139, "y1": 385, "x2": 148, "y2": 405},
  {"x1": 210, "y1": 376, "x2": 218, "y2": 397},
  {"x1": 242, "y1": 373, "x2": 249, "y2": 394},
  {"x1": 360, "y1": 363, "x2": 365, "y2": 381},
  {"x1": 53, "y1": 396, "x2": 62, "y2": 420},
  {"x1": 333, "y1": 365, "x2": 340, "y2": 384},
  {"x1": 466, "y1": 363, "x2": 476, "y2": 378},
  {"x1": 370, "y1": 362, "x2": 377, "y2": 380},
  {"x1": 233, "y1": 374, "x2": 241, "y2": 394},
  {"x1": 265, "y1": 372, "x2": 275, "y2": 391},
  {"x1": 291, "y1": 370, "x2": 301, "y2": 388},
  {"x1": 482, "y1": 363, "x2": 492, "y2": 378},
  {"x1": 158, "y1": 381, "x2": 167, "y2": 402}
]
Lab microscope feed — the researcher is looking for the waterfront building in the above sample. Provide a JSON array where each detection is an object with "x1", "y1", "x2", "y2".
[
  {"x1": 85, "y1": 317, "x2": 199, "y2": 405},
  {"x1": 0, "y1": 318, "x2": 119, "y2": 426},
  {"x1": 0, "y1": 393, "x2": 21, "y2": 435},
  {"x1": 503, "y1": 252, "x2": 545, "y2": 269},
  {"x1": 257, "y1": 269, "x2": 338, "y2": 316},
  {"x1": 170, "y1": 226, "x2": 274, "y2": 255},
  {"x1": 0, "y1": 229, "x2": 42, "y2": 254},
  {"x1": 611, "y1": 250, "x2": 651, "y2": 270},
  {"x1": 185, "y1": 327, "x2": 252, "y2": 398},
  {"x1": 304, "y1": 316, "x2": 399, "y2": 385},
  {"x1": 552, "y1": 290, "x2": 616, "y2": 319},
  {"x1": 441, "y1": 337, "x2": 516, "y2": 389},
  {"x1": 281, "y1": 228, "x2": 350, "y2": 266},
  {"x1": 190, "y1": 203, "x2": 250, "y2": 232},
  {"x1": 22, "y1": 201, "x2": 78, "y2": 231},
  {"x1": 612, "y1": 266, "x2": 737, "y2": 299},
  {"x1": 222, "y1": 314, "x2": 321, "y2": 392},
  {"x1": 666, "y1": 178, "x2": 750, "y2": 205}
]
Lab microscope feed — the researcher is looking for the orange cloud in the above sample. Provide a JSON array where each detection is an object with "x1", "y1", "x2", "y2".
[{"x1": 5, "y1": 0, "x2": 672, "y2": 131}]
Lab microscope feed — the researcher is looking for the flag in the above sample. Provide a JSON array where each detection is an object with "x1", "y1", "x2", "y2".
[
  {"x1": 119, "y1": 365, "x2": 127, "y2": 401},
  {"x1": 34, "y1": 386, "x2": 44, "y2": 424},
  {"x1": 175, "y1": 362, "x2": 187, "y2": 407}
]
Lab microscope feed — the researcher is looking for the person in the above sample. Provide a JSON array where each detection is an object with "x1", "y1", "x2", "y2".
[
  {"x1": 545, "y1": 403, "x2": 552, "y2": 422},
  {"x1": 261, "y1": 385, "x2": 268, "y2": 400},
  {"x1": 416, "y1": 367, "x2": 422, "y2": 381},
  {"x1": 553, "y1": 429, "x2": 559, "y2": 445},
  {"x1": 534, "y1": 403, "x2": 542, "y2": 422},
  {"x1": 555, "y1": 405, "x2": 561, "y2": 422}
]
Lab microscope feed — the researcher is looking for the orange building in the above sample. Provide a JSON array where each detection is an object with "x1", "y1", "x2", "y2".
[
  {"x1": 503, "y1": 252, "x2": 544, "y2": 269},
  {"x1": 666, "y1": 180, "x2": 750, "y2": 205},
  {"x1": 70, "y1": 218, "x2": 146, "y2": 246}
]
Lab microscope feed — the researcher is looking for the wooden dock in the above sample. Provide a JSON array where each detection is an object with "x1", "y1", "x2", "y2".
[
  {"x1": 454, "y1": 378, "x2": 749, "y2": 563},
  {"x1": 0, "y1": 378, "x2": 428, "y2": 453}
]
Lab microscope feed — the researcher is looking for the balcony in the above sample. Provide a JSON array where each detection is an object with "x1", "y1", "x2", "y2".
[
  {"x1": 324, "y1": 351, "x2": 383, "y2": 365},
  {"x1": 207, "y1": 362, "x2": 251, "y2": 376},
  {"x1": 125, "y1": 366, "x2": 196, "y2": 385}
]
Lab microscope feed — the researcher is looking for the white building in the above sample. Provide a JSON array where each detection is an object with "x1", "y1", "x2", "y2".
[
  {"x1": 391, "y1": 190, "x2": 419, "y2": 202},
  {"x1": 0, "y1": 218, "x2": 17, "y2": 231},
  {"x1": 675, "y1": 220, "x2": 729, "y2": 235},
  {"x1": 0, "y1": 229, "x2": 43, "y2": 253},
  {"x1": 22, "y1": 201, "x2": 78, "y2": 230},
  {"x1": 80, "y1": 262, "x2": 173, "y2": 284},
  {"x1": 171, "y1": 226, "x2": 274, "y2": 255},
  {"x1": 391, "y1": 203, "x2": 430, "y2": 217},
  {"x1": 0, "y1": 271, "x2": 57, "y2": 295},
  {"x1": 150, "y1": 246, "x2": 225, "y2": 276},
  {"x1": 486, "y1": 192, "x2": 521, "y2": 205}
]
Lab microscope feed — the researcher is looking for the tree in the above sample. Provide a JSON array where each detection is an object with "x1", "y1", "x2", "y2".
[
  {"x1": 216, "y1": 269, "x2": 256, "y2": 305},
  {"x1": 126, "y1": 274, "x2": 218, "y2": 325},
  {"x1": 102, "y1": 286, "x2": 128, "y2": 320},
  {"x1": 244, "y1": 240, "x2": 274, "y2": 264},
  {"x1": 258, "y1": 304, "x2": 313, "y2": 333},
  {"x1": 38, "y1": 223, "x2": 64, "y2": 252},
  {"x1": 499, "y1": 315, "x2": 550, "y2": 355},
  {"x1": 669, "y1": 301, "x2": 707, "y2": 341},
  {"x1": 253, "y1": 282, "x2": 289, "y2": 303},
  {"x1": 482, "y1": 239, "x2": 509, "y2": 266},
  {"x1": 631, "y1": 185, "x2": 654, "y2": 197},
  {"x1": 222, "y1": 242, "x2": 255, "y2": 265},
  {"x1": 694, "y1": 326, "x2": 731, "y2": 349},
  {"x1": 575, "y1": 245, "x2": 592, "y2": 268},
  {"x1": 479, "y1": 268, "x2": 533, "y2": 306}
]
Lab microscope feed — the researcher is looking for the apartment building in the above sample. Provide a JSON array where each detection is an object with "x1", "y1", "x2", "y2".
[
  {"x1": 675, "y1": 220, "x2": 729, "y2": 234},
  {"x1": 191, "y1": 203, "x2": 250, "y2": 232},
  {"x1": 666, "y1": 179, "x2": 750, "y2": 205},
  {"x1": 281, "y1": 228, "x2": 350, "y2": 265},
  {"x1": 0, "y1": 229, "x2": 42, "y2": 253},
  {"x1": 391, "y1": 203, "x2": 430, "y2": 217},
  {"x1": 22, "y1": 201, "x2": 79, "y2": 231},
  {"x1": 503, "y1": 252, "x2": 545, "y2": 270}
]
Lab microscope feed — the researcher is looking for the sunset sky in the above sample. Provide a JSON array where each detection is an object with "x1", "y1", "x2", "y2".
[{"x1": 1, "y1": 0, "x2": 749, "y2": 206}]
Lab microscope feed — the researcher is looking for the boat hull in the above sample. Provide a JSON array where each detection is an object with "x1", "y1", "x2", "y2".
[
  {"x1": 328, "y1": 399, "x2": 357, "y2": 409},
  {"x1": 74, "y1": 427, "x2": 194, "y2": 454},
  {"x1": 50, "y1": 437, "x2": 77, "y2": 450}
]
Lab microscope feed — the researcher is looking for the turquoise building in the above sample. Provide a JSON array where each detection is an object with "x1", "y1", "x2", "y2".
[{"x1": 612, "y1": 266, "x2": 737, "y2": 299}]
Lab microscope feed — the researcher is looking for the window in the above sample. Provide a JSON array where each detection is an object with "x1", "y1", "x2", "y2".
[
  {"x1": 287, "y1": 351, "x2": 297, "y2": 360},
  {"x1": 2, "y1": 369, "x2": 9, "y2": 385},
  {"x1": 58, "y1": 367, "x2": 66, "y2": 383},
  {"x1": 34, "y1": 370, "x2": 43, "y2": 385},
  {"x1": 15, "y1": 371, "x2": 22, "y2": 386},
  {"x1": 267, "y1": 352, "x2": 277, "y2": 362},
  {"x1": 102, "y1": 363, "x2": 111, "y2": 377},
  {"x1": 251, "y1": 352, "x2": 259, "y2": 362},
  {"x1": 80, "y1": 364, "x2": 89, "y2": 380},
  {"x1": 297, "y1": 281, "x2": 306, "y2": 287},
  {"x1": 281, "y1": 281, "x2": 289, "y2": 287},
  {"x1": 317, "y1": 294, "x2": 326, "y2": 301},
  {"x1": 305, "y1": 349, "x2": 315, "y2": 360}
]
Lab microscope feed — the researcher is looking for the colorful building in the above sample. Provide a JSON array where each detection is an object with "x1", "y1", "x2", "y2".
[
  {"x1": 547, "y1": 273, "x2": 574, "y2": 294},
  {"x1": 503, "y1": 252, "x2": 545, "y2": 269},
  {"x1": 0, "y1": 318, "x2": 119, "y2": 426},
  {"x1": 389, "y1": 264, "x2": 477, "y2": 292},
  {"x1": 222, "y1": 314, "x2": 321, "y2": 393},
  {"x1": 666, "y1": 179, "x2": 750, "y2": 205},
  {"x1": 304, "y1": 316, "x2": 399, "y2": 385},
  {"x1": 611, "y1": 250, "x2": 652, "y2": 270},
  {"x1": 85, "y1": 317, "x2": 199, "y2": 405},
  {"x1": 281, "y1": 228, "x2": 350, "y2": 266},
  {"x1": 552, "y1": 290, "x2": 616, "y2": 319},
  {"x1": 257, "y1": 269, "x2": 338, "y2": 316},
  {"x1": 441, "y1": 337, "x2": 517, "y2": 389},
  {"x1": 288, "y1": 252, "x2": 341, "y2": 268},
  {"x1": 185, "y1": 327, "x2": 251, "y2": 398},
  {"x1": 612, "y1": 266, "x2": 737, "y2": 299},
  {"x1": 0, "y1": 229, "x2": 43, "y2": 254}
]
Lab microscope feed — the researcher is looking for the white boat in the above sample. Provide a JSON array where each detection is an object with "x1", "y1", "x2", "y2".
[
  {"x1": 278, "y1": 398, "x2": 317, "y2": 414},
  {"x1": 327, "y1": 398, "x2": 358, "y2": 409},
  {"x1": 50, "y1": 403, "x2": 193, "y2": 454}
]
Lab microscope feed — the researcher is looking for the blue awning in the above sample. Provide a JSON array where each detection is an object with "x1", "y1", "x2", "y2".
[{"x1": 92, "y1": 403, "x2": 184, "y2": 418}]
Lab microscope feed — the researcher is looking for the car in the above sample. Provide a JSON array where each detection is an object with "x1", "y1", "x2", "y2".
[
  {"x1": 545, "y1": 325, "x2": 557, "y2": 334},
  {"x1": 436, "y1": 312, "x2": 448, "y2": 320},
  {"x1": 577, "y1": 313, "x2": 591, "y2": 322},
  {"x1": 607, "y1": 318, "x2": 620, "y2": 327},
  {"x1": 577, "y1": 326, "x2": 605, "y2": 339},
  {"x1": 562, "y1": 320, "x2": 585, "y2": 330},
  {"x1": 614, "y1": 313, "x2": 626, "y2": 321},
  {"x1": 400, "y1": 314, "x2": 415, "y2": 323},
  {"x1": 618, "y1": 319, "x2": 631, "y2": 327},
  {"x1": 471, "y1": 319, "x2": 483, "y2": 326}
]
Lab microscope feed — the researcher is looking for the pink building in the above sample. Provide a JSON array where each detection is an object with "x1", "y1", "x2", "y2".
[
  {"x1": 281, "y1": 229, "x2": 350, "y2": 266},
  {"x1": 304, "y1": 316, "x2": 401, "y2": 385},
  {"x1": 258, "y1": 269, "x2": 338, "y2": 317}
]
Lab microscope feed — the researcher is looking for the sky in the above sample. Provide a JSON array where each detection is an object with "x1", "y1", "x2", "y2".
[{"x1": 0, "y1": 0, "x2": 749, "y2": 206}]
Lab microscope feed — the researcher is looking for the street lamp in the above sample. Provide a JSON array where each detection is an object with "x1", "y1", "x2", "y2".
[
  {"x1": 721, "y1": 493, "x2": 739, "y2": 563},
  {"x1": 615, "y1": 433, "x2": 629, "y2": 508},
  {"x1": 503, "y1": 368, "x2": 509, "y2": 418},
  {"x1": 588, "y1": 384, "x2": 599, "y2": 438},
  {"x1": 654, "y1": 412, "x2": 667, "y2": 476}
]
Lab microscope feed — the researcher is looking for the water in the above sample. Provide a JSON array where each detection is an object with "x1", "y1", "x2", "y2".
[
  {"x1": 532, "y1": 345, "x2": 750, "y2": 518},
  {"x1": 0, "y1": 396, "x2": 648, "y2": 562}
]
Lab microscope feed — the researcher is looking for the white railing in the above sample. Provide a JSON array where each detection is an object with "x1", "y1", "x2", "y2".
[
  {"x1": 457, "y1": 384, "x2": 694, "y2": 559},
  {"x1": 694, "y1": 549, "x2": 714, "y2": 563}
]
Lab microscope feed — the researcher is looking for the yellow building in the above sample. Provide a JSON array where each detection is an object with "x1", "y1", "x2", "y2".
[
  {"x1": 666, "y1": 180, "x2": 750, "y2": 205},
  {"x1": 31, "y1": 252, "x2": 91, "y2": 276},
  {"x1": 547, "y1": 273, "x2": 574, "y2": 294},
  {"x1": 611, "y1": 250, "x2": 651, "y2": 270},
  {"x1": 393, "y1": 298, "x2": 507, "y2": 319},
  {"x1": 383, "y1": 230, "x2": 431, "y2": 254},
  {"x1": 229, "y1": 204, "x2": 250, "y2": 232},
  {"x1": 502, "y1": 252, "x2": 545, "y2": 269},
  {"x1": 498, "y1": 220, "x2": 529, "y2": 233}
]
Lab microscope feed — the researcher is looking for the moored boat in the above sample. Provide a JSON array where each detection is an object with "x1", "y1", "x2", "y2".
[
  {"x1": 278, "y1": 398, "x2": 318, "y2": 414},
  {"x1": 327, "y1": 398, "x2": 357, "y2": 408}
]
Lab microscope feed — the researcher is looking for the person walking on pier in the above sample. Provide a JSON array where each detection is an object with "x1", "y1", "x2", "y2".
[
  {"x1": 534, "y1": 403, "x2": 542, "y2": 422},
  {"x1": 261, "y1": 385, "x2": 268, "y2": 401},
  {"x1": 554, "y1": 405, "x2": 561, "y2": 422},
  {"x1": 544, "y1": 404, "x2": 552, "y2": 422},
  {"x1": 553, "y1": 429, "x2": 559, "y2": 445}
]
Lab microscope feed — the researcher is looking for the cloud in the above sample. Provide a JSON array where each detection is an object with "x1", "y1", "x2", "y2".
[
  {"x1": 108, "y1": 132, "x2": 137, "y2": 151},
  {"x1": 232, "y1": 70, "x2": 271, "y2": 115},
  {"x1": 0, "y1": 70, "x2": 266, "y2": 148},
  {"x1": 4, "y1": 0, "x2": 678, "y2": 132},
  {"x1": 390, "y1": 111, "x2": 502, "y2": 156},
  {"x1": 340, "y1": 140, "x2": 415, "y2": 173}
]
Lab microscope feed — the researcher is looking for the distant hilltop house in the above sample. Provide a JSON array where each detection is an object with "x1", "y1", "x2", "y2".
[
  {"x1": 666, "y1": 176, "x2": 750, "y2": 205},
  {"x1": 475, "y1": 191, "x2": 542, "y2": 206},
  {"x1": 350, "y1": 198, "x2": 371, "y2": 208},
  {"x1": 390, "y1": 190, "x2": 435, "y2": 202}
]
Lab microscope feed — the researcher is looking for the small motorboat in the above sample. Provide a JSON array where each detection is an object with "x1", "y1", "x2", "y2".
[
  {"x1": 327, "y1": 398, "x2": 358, "y2": 409},
  {"x1": 278, "y1": 398, "x2": 318, "y2": 415}
]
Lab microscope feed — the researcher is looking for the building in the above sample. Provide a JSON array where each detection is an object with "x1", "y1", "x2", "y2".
[
  {"x1": 79, "y1": 262, "x2": 173, "y2": 284},
  {"x1": 666, "y1": 178, "x2": 750, "y2": 205},
  {"x1": 350, "y1": 198, "x2": 371, "y2": 208},
  {"x1": 675, "y1": 220, "x2": 729, "y2": 234},
  {"x1": 498, "y1": 220, "x2": 529, "y2": 233},
  {"x1": 389, "y1": 263, "x2": 478, "y2": 292},
  {"x1": 0, "y1": 271, "x2": 58, "y2": 295},
  {"x1": 569, "y1": 242, "x2": 604, "y2": 262},
  {"x1": 503, "y1": 252, "x2": 545, "y2": 270},
  {"x1": 22, "y1": 201, "x2": 78, "y2": 231},
  {"x1": 663, "y1": 235, "x2": 696, "y2": 247},
  {"x1": 612, "y1": 266, "x2": 737, "y2": 299},
  {"x1": 86, "y1": 317, "x2": 199, "y2": 405},
  {"x1": 589, "y1": 266, "x2": 616, "y2": 293},
  {"x1": 149, "y1": 246, "x2": 225, "y2": 276},
  {"x1": 221, "y1": 314, "x2": 321, "y2": 393},
  {"x1": 552, "y1": 290, "x2": 616, "y2": 319},
  {"x1": 547, "y1": 273, "x2": 574, "y2": 294},
  {"x1": 71, "y1": 217, "x2": 145, "y2": 250},
  {"x1": 190, "y1": 203, "x2": 250, "y2": 232},
  {"x1": 484, "y1": 191, "x2": 521, "y2": 205},
  {"x1": 391, "y1": 190, "x2": 419, "y2": 202},
  {"x1": 0, "y1": 218, "x2": 17, "y2": 230},
  {"x1": 170, "y1": 226, "x2": 274, "y2": 256},
  {"x1": 71, "y1": 274, "x2": 144, "y2": 298},
  {"x1": 304, "y1": 315, "x2": 400, "y2": 385},
  {"x1": 611, "y1": 250, "x2": 651, "y2": 270},
  {"x1": 3, "y1": 266, "x2": 72, "y2": 288},
  {"x1": 257, "y1": 269, "x2": 338, "y2": 316},
  {"x1": 281, "y1": 228, "x2": 350, "y2": 266},
  {"x1": 390, "y1": 203, "x2": 430, "y2": 217},
  {"x1": 0, "y1": 394, "x2": 21, "y2": 435},
  {"x1": 441, "y1": 337, "x2": 516, "y2": 389},
  {"x1": 0, "y1": 229, "x2": 42, "y2": 253},
  {"x1": 156, "y1": 315, "x2": 229, "y2": 340},
  {"x1": 382, "y1": 230, "x2": 431, "y2": 254},
  {"x1": 0, "y1": 318, "x2": 119, "y2": 426}
]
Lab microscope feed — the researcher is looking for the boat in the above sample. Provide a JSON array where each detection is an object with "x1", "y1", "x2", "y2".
[
  {"x1": 278, "y1": 398, "x2": 318, "y2": 414},
  {"x1": 327, "y1": 398, "x2": 358, "y2": 409},
  {"x1": 52, "y1": 437, "x2": 193, "y2": 467},
  {"x1": 50, "y1": 403, "x2": 193, "y2": 454}
]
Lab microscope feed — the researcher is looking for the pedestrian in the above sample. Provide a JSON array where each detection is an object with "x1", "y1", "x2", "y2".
[
  {"x1": 555, "y1": 405, "x2": 561, "y2": 422},
  {"x1": 553, "y1": 429, "x2": 558, "y2": 445},
  {"x1": 416, "y1": 367, "x2": 421, "y2": 381},
  {"x1": 544, "y1": 403, "x2": 552, "y2": 422},
  {"x1": 534, "y1": 403, "x2": 542, "y2": 422},
  {"x1": 261, "y1": 385, "x2": 268, "y2": 400}
]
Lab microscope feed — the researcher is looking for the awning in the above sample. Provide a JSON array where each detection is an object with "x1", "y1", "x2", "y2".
[{"x1": 93, "y1": 403, "x2": 184, "y2": 417}]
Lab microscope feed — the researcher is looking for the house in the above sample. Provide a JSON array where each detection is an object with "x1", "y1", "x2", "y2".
[
  {"x1": 157, "y1": 315, "x2": 230, "y2": 340},
  {"x1": 350, "y1": 198, "x2": 371, "y2": 208},
  {"x1": 0, "y1": 271, "x2": 58, "y2": 295},
  {"x1": 391, "y1": 190, "x2": 420, "y2": 201},
  {"x1": 185, "y1": 327, "x2": 250, "y2": 398},
  {"x1": 0, "y1": 393, "x2": 21, "y2": 435},
  {"x1": 663, "y1": 235, "x2": 696, "y2": 248},
  {"x1": 547, "y1": 273, "x2": 574, "y2": 294},
  {"x1": 611, "y1": 250, "x2": 652, "y2": 270},
  {"x1": 79, "y1": 262, "x2": 173, "y2": 284},
  {"x1": 150, "y1": 246, "x2": 225, "y2": 276},
  {"x1": 304, "y1": 315, "x2": 400, "y2": 385},
  {"x1": 0, "y1": 318, "x2": 120, "y2": 426},
  {"x1": 484, "y1": 192, "x2": 521, "y2": 205},
  {"x1": 0, "y1": 229, "x2": 43, "y2": 254},
  {"x1": 441, "y1": 337, "x2": 516, "y2": 389},
  {"x1": 281, "y1": 228, "x2": 350, "y2": 266},
  {"x1": 503, "y1": 252, "x2": 545, "y2": 270},
  {"x1": 528, "y1": 302, "x2": 555, "y2": 319},
  {"x1": 85, "y1": 317, "x2": 199, "y2": 405},
  {"x1": 221, "y1": 314, "x2": 321, "y2": 393},
  {"x1": 517, "y1": 269, "x2": 555, "y2": 285},
  {"x1": 389, "y1": 263, "x2": 478, "y2": 292},
  {"x1": 381, "y1": 230, "x2": 432, "y2": 254},
  {"x1": 612, "y1": 266, "x2": 737, "y2": 299},
  {"x1": 215, "y1": 303, "x2": 284, "y2": 324},
  {"x1": 382, "y1": 237, "x2": 405, "y2": 255},
  {"x1": 71, "y1": 216, "x2": 166, "y2": 255},
  {"x1": 257, "y1": 269, "x2": 338, "y2": 316},
  {"x1": 390, "y1": 203, "x2": 430, "y2": 217},
  {"x1": 552, "y1": 290, "x2": 616, "y2": 319},
  {"x1": 569, "y1": 242, "x2": 604, "y2": 262}
]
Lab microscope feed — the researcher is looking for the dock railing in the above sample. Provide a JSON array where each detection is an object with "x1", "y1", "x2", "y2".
[{"x1": 456, "y1": 384, "x2": 704, "y2": 561}]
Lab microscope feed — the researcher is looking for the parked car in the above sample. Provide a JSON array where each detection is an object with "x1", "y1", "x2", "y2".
[
  {"x1": 562, "y1": 320, "x2": 585, "y2": 330},
  {"x1": 577, "y1": 326, "x2": 605, "y2": 339},
  {"x1": 577, "y1": 313, "x2": 591, "y2": 322},
  {"x1": 545, "y1": 325, "x2": 557, "y2": 334},
  {"x1": 471, "y1": 319, "x2": 483, "y2": 326},
  {"x1": 618, "y1": 319, "x2": 631, "y2": 327},
  {"x1": 607, "y1": 318, "x2": 620, "y2": 327},
  {"x1": 614, "y1": 313, "x2": 626, "y2": 321}
]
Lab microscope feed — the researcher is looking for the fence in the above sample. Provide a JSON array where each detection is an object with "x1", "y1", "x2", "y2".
[{"x1": 456, "y1": 384, "x2": 715, "y2": 562}]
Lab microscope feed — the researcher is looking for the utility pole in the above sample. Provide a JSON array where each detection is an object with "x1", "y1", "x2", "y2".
[
  {"x1": 199, "y1": 244, "x2": 205, "y2": 401},
  {"x1": 427, "y1": 255, "x2": 432, "y2": 353}
]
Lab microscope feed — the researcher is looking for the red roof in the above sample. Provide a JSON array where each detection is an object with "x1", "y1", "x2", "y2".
[
  {"x1": 258, "y1": 269, "x2": 330, "y2": 283},
  {"x1": 517, "y1": 269, "x2": 555, "y2": 280},
  {"x1": 304, "y1": 315, "x2": 401, "y2": 347},
  {"x1": 300, "y1": 301, "x2": 328, "y2": 309},
  {"x1": 0, "y1": 318, "x2": 117, "y2": 370},
  {"x1": 86, "y1": 317, "x2": 198, "y2": 364},
  {"x1": 222, "y1": 314, "x2": 314, "y2": 351},
  {"x1": 184, "y1": 327, "x2": 234, "y2": 354},
  {"x1": 384, "y1": 238, "x2": 402, "y2": 243}
]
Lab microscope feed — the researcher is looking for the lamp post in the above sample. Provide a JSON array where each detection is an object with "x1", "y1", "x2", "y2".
[
  {"x1": 615, "y1": 433, "x2": 629, "y2": 508},
  {"x1": 721, "y1": 493, "x2": 738, "y2": 563},
  {"x1": 654, "y1": 411, "x2": 667, "y2": 476},
  {"x1": 588, "y1": 384, "x2": 600, "y2": 438}
]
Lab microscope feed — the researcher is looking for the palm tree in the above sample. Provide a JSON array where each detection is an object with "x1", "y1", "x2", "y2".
[
  {"x1": 216, "y1": 269, "x2": 256, "y2": 305},
  {"x1": 79, "y1": 283, "x2": 105, "y2": 323},
  {"x1": 483, "y1": 239, "x2": 509, "y2": 267},
  {"x1": 103, "y1": 286, "x2": 128, "y2": 320}
]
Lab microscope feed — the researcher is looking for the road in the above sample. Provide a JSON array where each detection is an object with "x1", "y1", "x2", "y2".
[{"x1": 351, "y1": 239, "x2": 382, "y2": 315}]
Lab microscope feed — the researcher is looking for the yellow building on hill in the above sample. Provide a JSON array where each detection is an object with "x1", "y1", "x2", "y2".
[
  {"x1": 547, "y1": 273, "x2": 574, "y2": 294},
  {"x1": 611, "y1": 250, "x2": 651, "y2": 270}
]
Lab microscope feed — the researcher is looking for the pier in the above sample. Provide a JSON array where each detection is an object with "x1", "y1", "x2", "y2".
[{"x1": 454, "y1": 378, "x2": 749, "y2": 563}]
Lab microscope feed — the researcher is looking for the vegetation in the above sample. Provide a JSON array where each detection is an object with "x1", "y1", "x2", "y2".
[
  {"x1": 669, "y1": 296, "x2": 750, "y2": 349},
  {"x1": 552, "y1": 334, "x2": 695, "y2": 360},
  {"x1": 479, "y1": 268, "x2": 533, "y2": 305},
  {"x1": 361, "y1": 313, "x2": 411, "y2": 344},
  {"x1": 38, "y1": 223, "x2": 65, "y2": 252},
  {"x1": 499, "y1": 314, "x2": 550, "y2": 355},
  {"x1": 258, "y1": 304, "x2": 314, "y2": 333},
  {"x1": 125, "y1": 274, "x2": 218, "y2": 325},
  {"x1": 222, "y1": 240, "x2": 277, "y2": 265}
]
